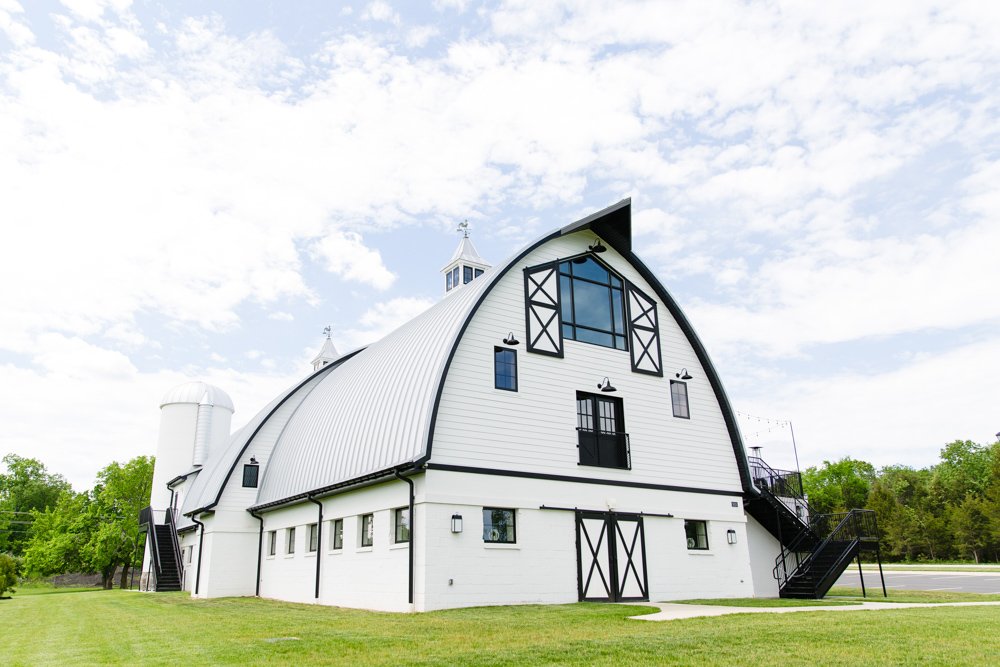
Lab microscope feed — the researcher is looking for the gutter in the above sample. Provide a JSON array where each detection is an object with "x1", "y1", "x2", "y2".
[
  {"x1": 190, "y1": 514, "x2": 206, "y2": 595},
  {"x1": 394, "y1": 468, "x2": 415, "y2": 605},
  {"x1": 249, "y1": 509, "x2": 264, "y2": 597},
  {"x1": 306, "y1": 495, "x2": 323, "y2": 600}
]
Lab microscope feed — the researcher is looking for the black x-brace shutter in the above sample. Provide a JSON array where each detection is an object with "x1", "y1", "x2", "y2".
[
  {"x1": 523, "y1": 262, "x2": 564, "y2": 357},
  {"x1": 626, "y1": 283, "x2": 663, "y2": 376}
]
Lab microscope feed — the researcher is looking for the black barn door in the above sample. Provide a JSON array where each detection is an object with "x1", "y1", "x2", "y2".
[{"x1": 576, "y1": 511, "x2": 648, "y2": 602}]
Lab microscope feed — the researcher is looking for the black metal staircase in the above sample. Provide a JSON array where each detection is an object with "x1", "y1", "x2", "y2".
[
  {"x1": 139, "y1": 506, "x2": 184, "y2": 592},
  {"x1": 744, "y1": 456, "x2": 884, "y2": 599}
]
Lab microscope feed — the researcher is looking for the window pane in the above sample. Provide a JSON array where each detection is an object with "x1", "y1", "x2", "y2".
[
  {"x1": 577, "y1": 396, "x2": 593, "y2": 430},
  {"x1": 482, "y1": 508, "x2": 515, "y2": 543},
  {"x1": 395, "y1": 508, "x2": 410, "y2": 543},
  {"x1": 572, "y1": 280, "x2": 613, "y2": 331},
  {"x1": 685, "y1": 520, "x2": 708, "y2": 549},
  {"x1": 559, "y1": 275, "x2": 573, "y2": 321},
  {"x1": 671, "y1": 381, "x2": 690, "y2": 418},
  {"x1": 464, "y1": 266, "x2": 473, "y2": 284},
  {"x1": 242, "y1": 464, "x2": 259, "y2": 488},
  {"x1": 475, "y1": 268, "x2": 484, "y2": 278},
  {"x1": 494, "y1": 348, "x2": 517, "y2": 391},
  {"x1": 287, "y1": 527, "x2": 295, "y2": 554},
  {"x1": 361, "y1": 515, "x2": 373, "y2": 547},
  {"x1": 446, "y1": 271, "x2": 453, "y2": 291},
  {"x1": 309, "y1": 524, "x2": 318, "y2": 552},
  {"x1": 575, "y1": 326, "x2": 614, "y2": 347},
  {"x1": 611, "y1": 289, "x2": 624, "y2": 333},
  {"x1": 332, "y1": 519, "x2": 343, "y2": 550},
  {"x1": 572, "y1": 257, "x2": 610, "y2": 284},
  {"x1": 268, "y1": 531, "x2": 276, "y2": 556}
]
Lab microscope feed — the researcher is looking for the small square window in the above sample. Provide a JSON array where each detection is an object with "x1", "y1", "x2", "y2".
[
  {"x1": 475, "y1": 268, "x2": 484, "y2": 278},
  {"x1": 394, "y1": 508, "x2": 410, "y2": 543},
  {"x1": 308, "y1": 523, "x2": 319, "y2": 552},
  {"x1": 331, "y1": 518, "x2": 343, "y2": 550},
  {"x1": 463, "y1": 266, "x2": 474, "y2": 284},
  {"x1": 685, "y1": 520, "x2": 708, "y2": 550},
  {"x1": 494, "y1": 347, "x2": 517, "y2": 391},
  {"x1": 360, "y1": 514, "x2": 374, "y2": 548},
  {"x1": 286, "y1": 526, "x2": 296, "y2": 555},
  {"x1": 242, "y1": 464, "x2": 259, "y2": 488},
  {"x1": 670, "y1": 380, "x2": 690, "y2": 419},
  {"x1": 483, "y1": 508, "x2": 516, "y2": 543},
  {"x1": 267, "y1": 530, "x2": 276, "y2": 556}
]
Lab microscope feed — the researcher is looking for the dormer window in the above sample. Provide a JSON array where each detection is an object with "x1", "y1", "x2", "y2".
[{"x1": 559, "y1": 256, "x2": 627, "y2": 351}]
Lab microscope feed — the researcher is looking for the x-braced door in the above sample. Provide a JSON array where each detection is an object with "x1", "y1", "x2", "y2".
[{"x1": 575, "y1": 511, "x2": 648, "y2": 602}]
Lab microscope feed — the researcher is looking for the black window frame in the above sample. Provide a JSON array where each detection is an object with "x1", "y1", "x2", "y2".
[
  {"x1": 394, "y1": 508, "x2": 410, "y2": 544},
  {"x1": 267, "y1": 530, "x2": 276, "y2": 556},
  {"x1": 242, "y1": 463, "x2": 259, "y2": 488},
  {"x1": 474, "y1": 268, "x2": 484, "y2": 278},
  {"x1": 575, "y1": 391, "x2": 630, "y2": 470},
  {"x1": 463, "y1": 265, "x2": 474, "y2": 284},
  {"x1": 286, "y1": 526, "x2": 296, "y2": 555},
  {"x1": 558, "y1": 255, "x2": 628, "y2": 352},
  {"x1": 482, "y1": 507, "x2": 516, "y2": 544},
  {"x1": 331, "y1": 518, "x2": 343, "y2": 550},
  {"x1": 308, "y1": 523, "x2": 319, "y2": 553},
  {"x1": 360, "y1": 514, "x2": 374, "y2": 548},
  {"x1": 493, "y1": 347, "x2": 518, "y2": 392},
  {"x1": 685, "y1": 519, "x2": 709, "y2": 550},
  {"x1": 670, "y1": 380, "x2": 690, "y2": 419},
  {"x1": 446, "y1": 269, "x2": 454, "y2": 291}
]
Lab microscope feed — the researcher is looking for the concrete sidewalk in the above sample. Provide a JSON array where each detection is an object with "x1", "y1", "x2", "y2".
[{"x1": 627, "y1": 600, "x2": 1000, "y2": 621}]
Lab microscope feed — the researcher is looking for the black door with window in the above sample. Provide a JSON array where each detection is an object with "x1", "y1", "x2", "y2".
[
  {"x1": 575, "y1": 511, "x2": 648, "y2": 602},
  {"x1": 576, "y1": 393, "x2": 629, "y2": 469}
]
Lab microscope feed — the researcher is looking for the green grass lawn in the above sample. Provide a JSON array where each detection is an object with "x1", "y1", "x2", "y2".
[{"x1": 1, "y1": 589, "x2": 998, "y2": 666}]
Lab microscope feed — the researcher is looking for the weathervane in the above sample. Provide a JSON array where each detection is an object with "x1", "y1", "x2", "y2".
[
  {"x1": 457, "y1": 220, "x2": 469, "y2": 238},
  {"x1": 323, "y1": 325, "x2": 331, "y2": 339}
]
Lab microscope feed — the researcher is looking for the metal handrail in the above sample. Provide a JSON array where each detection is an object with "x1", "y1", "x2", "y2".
[
  {"x1": 748, "y1": 455, "x2": 815, "y2": 519},
  {"x1": 577, "y1": 428, "x2": 631, "y2": 470},
  {"x1": 774, "y1": 509, "x2": 879, "y2": 588},
  {"x1": 165, "y1": 508, "x2": 185, "y2": 583}
]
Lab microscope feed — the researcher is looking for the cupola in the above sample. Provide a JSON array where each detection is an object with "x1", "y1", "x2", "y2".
[
  {"x1": 311, "y1": 326, "x2": 339, "y2": 371},
  {"x1": 441, "y1": 221, "x2": 491, "y2": 293}
]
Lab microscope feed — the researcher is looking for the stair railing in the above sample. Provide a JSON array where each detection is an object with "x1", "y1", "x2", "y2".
[
  {"x1": 748, "y1": 456, "x2": 815, "y2": 519},
  {"x1": 775, "y1": 509, "x2": 879, "y2": 591},
  {"x1": 165, "y1": 508, "x2": 185, "y2": 584},
  {"x1": 139, "y1": 505, "x2": 161, "y2": 591}
]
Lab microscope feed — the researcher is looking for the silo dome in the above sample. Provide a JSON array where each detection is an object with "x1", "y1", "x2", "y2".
[{"x1": 160, "y1": 381, "x2": 234, "y2": 412}]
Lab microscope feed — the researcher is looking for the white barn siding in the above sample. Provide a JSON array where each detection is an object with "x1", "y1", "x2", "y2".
[
  {"x1": 432, "y1": 231, "x2": 742, "y2": 493},
  {"x1": 745, "y1": 514, "x2": 782, "y2": 598}
]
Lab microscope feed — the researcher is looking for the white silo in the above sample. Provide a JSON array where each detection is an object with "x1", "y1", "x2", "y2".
[{"x1": 149, "y1": 381, "x2": 234, "y2": 512}]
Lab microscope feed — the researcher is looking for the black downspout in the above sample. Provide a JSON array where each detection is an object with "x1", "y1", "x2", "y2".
[
  {"x1": 394, "y1": 469, "x2": 415, "y2": 606},
  {"x1": 307, "y1": 496, "x2": 323, "y2": 600},
  {"x1": 191, "y1": 514, "x2": 205, "y2": 595},
  {"x1": 249, "y1": 509, "x2": 264, "y2": 597}
]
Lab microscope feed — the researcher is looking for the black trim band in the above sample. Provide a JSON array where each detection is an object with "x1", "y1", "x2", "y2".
[
  {"x1": 426, "y1": 463, "x2": 742, "y2": 497},
  {"x1": 540, "y1": 505, "x2": 674, "y2": 518}
]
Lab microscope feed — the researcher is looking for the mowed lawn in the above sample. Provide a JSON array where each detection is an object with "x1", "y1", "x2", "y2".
[{"x1": 2, "y1": 589, "x2": 999, "y2": 666}]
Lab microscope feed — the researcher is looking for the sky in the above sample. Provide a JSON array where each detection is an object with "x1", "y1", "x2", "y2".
[{"x1": 1, "y1": 0, "x2": 998, "y2": 490}]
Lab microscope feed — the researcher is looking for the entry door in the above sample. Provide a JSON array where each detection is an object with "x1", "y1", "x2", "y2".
[{"x1": 576, "y1": 511, "x2": 648, "y2": 602}]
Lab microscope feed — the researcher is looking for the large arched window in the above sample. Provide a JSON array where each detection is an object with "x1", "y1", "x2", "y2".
[{"x1": 559, "y1": 256, "x2": 627, "y2": 350}]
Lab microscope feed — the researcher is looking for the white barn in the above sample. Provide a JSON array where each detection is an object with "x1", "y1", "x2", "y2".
[{"x1": 140, "y1": 200, "x2": 876, "y2": 610}]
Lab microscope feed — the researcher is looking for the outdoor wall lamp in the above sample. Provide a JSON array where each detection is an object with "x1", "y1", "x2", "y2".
[
  {"x1": 727, "y1": 529, "x2": 737, "y2": 545},
  {"x1": 502, "y1": 332, "x2": 520, "y2": 346},
  {"x1": 676, "y1": 369, "x2": 693, "y2": 380},
  {"x1": 588, "y1": 237, "x2": 607, "y2": 253},
  {"x1": 597, "y1": 377, "x2": 617, "y2": 393},
  {"x1": 451, "y1": 514, "x2": 463, "y2": 533}
]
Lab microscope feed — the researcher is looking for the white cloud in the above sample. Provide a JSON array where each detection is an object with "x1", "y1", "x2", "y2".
[
  {"x1": 406, "y1": 25, "x2": 439, "y2": 48},
  {"x1": 312, "y1": 231, "x2": 396, "y2": 290},
  {"x1": 361, "y1": 1, "x2": 400, "y2": 25},
  {"x1": 339, "y1": 297, "x2": 435, "y2": 349},
  {"x1": 267, "y1": 311, "x2": 295, "y2": 321}
]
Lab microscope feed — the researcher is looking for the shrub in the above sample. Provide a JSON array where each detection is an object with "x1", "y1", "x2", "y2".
[{"x1": 0, "y1": 553, "x2": 21, "y2": 597}]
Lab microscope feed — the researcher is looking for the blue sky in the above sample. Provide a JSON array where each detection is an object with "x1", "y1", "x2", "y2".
[{"x1": 1, "y1": 0, "x2": 998, "y2": 489}]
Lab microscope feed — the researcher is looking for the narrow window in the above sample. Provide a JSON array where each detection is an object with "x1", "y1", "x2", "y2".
[
  {"x1": 394, "y1": 508, "x2": 410, "y2": 543},
  {"x1": 475, "y1": 268, "x2": 484, "y2": 278},
  {"x1": 308, "y1": 523, "x2": 319, "y2": 553},
  {"x1": 494, "y1": 347, "x2": 517, "y2": 391},
  {"x1": 331, "y1": 518, "x2": 343, "y2": 550},
  {"x1": 360, "y1": 514, "x2": 374, "y2": 548},
  {"x1": 685, "y1": 520, "x2": 708, "y2": 550},
  {"x1": 670, "y1": 380, "x2": 690, "y2": 419},
  {"x1": 185, "y1": 546, "x2": 193, "y2": 564},
  {"x1": 286, "y1": 526, "x2": 296, "y2": 555},
  {"x1": 242, "y1": 463, "x2": 259, "y2": 488},
  {"x1": 483, "y1": 508, "x2": 516, "y2": 543},
  {"x1": 452, "y1": 267, "x2": 459, "y2": 289},
  {"x1": 576, "y1": 392, "x2": 629, "y2": 469},
  {"x1": 446, "y1": 269, "x2": 454, "y2": 291},
  {"x1": 463, "y1": 266, "x2": 474, "y2": 284},
  {"x1": 267, "y1": 530, "x2": 276, "y2": 556}
]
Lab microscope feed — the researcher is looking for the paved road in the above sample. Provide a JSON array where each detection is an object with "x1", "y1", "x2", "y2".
[{"x1": 835, "y1": 569, "x2": 1000, "y2": 594}]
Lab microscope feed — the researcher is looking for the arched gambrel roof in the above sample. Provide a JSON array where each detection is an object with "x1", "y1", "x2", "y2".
[{"x1": 233, "y1": 198, "x2": 753, "y2": 512}]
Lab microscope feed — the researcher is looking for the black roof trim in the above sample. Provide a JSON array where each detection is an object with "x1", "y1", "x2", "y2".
[
  {"x1": 167, "y1": 470, "x2": 197, "y2": 488},
  {"x1": 247, "y1": 464, "x2": 420, "y2": 513},
  {"x1": 426, "y1": 463, "x2": 743, "y2": 496}
]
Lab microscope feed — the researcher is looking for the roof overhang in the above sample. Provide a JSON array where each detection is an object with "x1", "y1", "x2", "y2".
[{"x1": 559, "y1": 197, "x2": 631, "y2": 254}]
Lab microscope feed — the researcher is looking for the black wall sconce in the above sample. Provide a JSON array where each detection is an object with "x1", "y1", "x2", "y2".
[
  {"x1": 597, "y1": 377, "x2": 617, "y2": 393},
  {"x1": 451, "y1": 514, "x2": 463, "y2": 533},
  {"x1": 727, "y1": 529, "x2": 737, "y2": 545},
  {"x1": 675, "y1": 369, "x2": 693, "y2": 380},
  {"x1": 588, "y1": 237, "x2": 607, "y2": 253},
  {"x1": 502, "y1": 332, "x2": 519, "y2": 346}
]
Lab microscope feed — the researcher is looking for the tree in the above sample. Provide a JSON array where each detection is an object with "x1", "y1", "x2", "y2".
[
  {"x1": 22, "y1": 492, "x2": 93, "y2": 577},
  {"x1": 951, "y1": 494, "x2": 992, "y2": 563},
  {"x1": 802, "y1": 457, "x2": 876, "y2": 515},
  {"x1": 931, "y1": 440, "x2": 992, "y2": 505},
  {"x1": 0, "y1": 553, "x2": 18, "y2": 597},
  {"x1": 83, "y1": 457, "x2": 153, "y2": 589},
  {"x1": 0, "y1": 454, "x2": 71, "y2": 555}
]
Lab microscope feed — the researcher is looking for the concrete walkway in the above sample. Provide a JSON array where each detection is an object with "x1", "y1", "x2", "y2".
[{"x1": 627, "y1": 600, "x2": 1000, "y2": 621}]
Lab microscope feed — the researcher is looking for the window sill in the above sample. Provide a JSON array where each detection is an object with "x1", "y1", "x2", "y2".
[
  {"x1": 483, "y1": 543, "x2": 519, "y2": 550},
  {"x1": 265, "y1": 555, "x2": 275, "y2": 560},
  {"x1": 356, "y1": 546, "x2": 373, "y2": 553},
  {"x1": 327, "y1": 549, "x2": 343, "y2": 555},
  {"x1": 305, "y1": 552, "x2": 317, "y2": 558},
  {"x1": 687, "y1": 550, "x2": 713, "y2": 556},
  {"x1": 389, "y1": 542, "x2": 410, "y2": 550},
  {"x1": 283, "y1": 554, "x2": 295, "y2": 559}
]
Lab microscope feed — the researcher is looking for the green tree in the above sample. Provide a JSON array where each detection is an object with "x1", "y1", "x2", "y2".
[
  {"x1": 22, "y1": 491, "x2": 93, "y2": 577},
  {"x1": 83, "y1": 457, "x2": 153, "y2": 589},
  {"x1": 0, "y1": 454, "x2": 71, "y2": 555},
  {"x1": 951, "y1": 494, "x2": 992, "y2": 563},
  {"x1": 0, "y1": 552, "x2": 18, "y2": 597},
  {"x1": 802, "y1": 457, "x2": 876, "y2": 514},
  {"x1": 932, "y1": 440, "x2": 992, "y2": 505}
]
